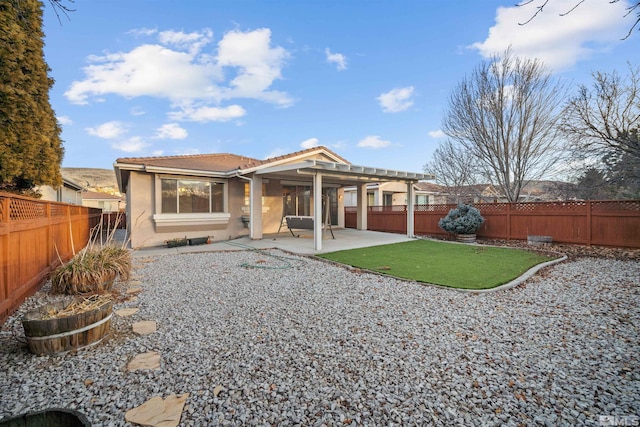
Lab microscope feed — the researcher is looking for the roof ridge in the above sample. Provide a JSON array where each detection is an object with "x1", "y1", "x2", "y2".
[
  {"x1": 116, "y1": 152, "x2": 260, "y2": 163},
  {"x1": 258, "y1": 145, "x2": 350, "y2": 165}
]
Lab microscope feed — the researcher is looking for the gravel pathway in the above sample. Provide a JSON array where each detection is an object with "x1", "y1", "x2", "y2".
[{"x1": 1, "y1": 250, "x2": 639, "y2": 426}]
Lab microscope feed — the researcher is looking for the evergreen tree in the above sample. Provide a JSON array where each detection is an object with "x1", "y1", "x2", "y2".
[{"x1": 0, "y1": 0, "x2": 64, "y2": 195}]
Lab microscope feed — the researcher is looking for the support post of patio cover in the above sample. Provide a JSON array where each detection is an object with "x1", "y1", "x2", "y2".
[
  {"x1": 406, "y1": 181, "x2": 415, "y2": 238},
  {"x1": 356, "y1": 183, "x2": 367, "y2": 230},
  {"x1": 313, "y1": 172, "x2": 323, "y2": 251},
  {"x1": 250, "y1": 175, "x2": 263, "y2": 239}
]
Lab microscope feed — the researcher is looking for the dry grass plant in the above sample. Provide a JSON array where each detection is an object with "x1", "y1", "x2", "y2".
[
  {"x1": 51, "y1": 213, "x2": 132, "y2": 295},
  {"x1": 42, "y1": 294, "x2": 113, "y2": 319}
]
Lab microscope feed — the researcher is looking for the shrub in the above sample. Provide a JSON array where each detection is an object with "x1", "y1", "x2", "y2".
[
  {"x1": 438, "y1": 204, "x2": 485, "y2": 235},
  {"x1": 51, "y1": 245, "x2": 131, "y2": 295}
]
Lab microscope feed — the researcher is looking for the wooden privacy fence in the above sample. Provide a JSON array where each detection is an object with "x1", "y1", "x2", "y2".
[
  {"x1": 102, "y1": 211, "x2": 126, "y2": 230},
  {"x1": 0, "y1": 193, "x2": 102, "y2": 324},
  {"x1": 345, "y1": 200, "x2": 640, "y2": 248}
]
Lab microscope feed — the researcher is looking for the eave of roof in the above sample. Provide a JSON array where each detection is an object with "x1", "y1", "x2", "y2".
[{"x1": 254, "y1": 159, "x2": 434, "y2": 182}]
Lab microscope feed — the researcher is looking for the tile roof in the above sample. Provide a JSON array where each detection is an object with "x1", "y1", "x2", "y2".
[
  {"x1": 82, "y1": 191, "x2": 123, "y2": 200},
  {"x1": 115, "y1": 153, "x2": 262, "y2": 172},
  {"x1": 115, "y1": 146, "x2": 350, "y2": 173},
  {"x1": 414, "y1": 181, "x2": 444, "y2": 192}
]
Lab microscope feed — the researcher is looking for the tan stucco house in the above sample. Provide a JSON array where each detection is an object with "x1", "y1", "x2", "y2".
[
  {"x1": 37, "y1": 177, "x2": 85, "y2": 204},
  {"x1": 114, "y1": 146, "x2": 433, "y2": 250},
  {"x1": 81, "y1": 191, "x2": 124, "y2": 212},
  {"x1": 342, "y1": 181, "x2": 446, "y2": 207}
]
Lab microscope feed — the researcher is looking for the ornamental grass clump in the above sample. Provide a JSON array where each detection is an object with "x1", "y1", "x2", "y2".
[
  {"x1": 51, "y1": 215, "x2": 131, "y2": 295},
  {"x1": 51, "y1": 245, "x2": 131, "y2": 294},
  {"x1": 438, "y1": 204, "x2": 485, "y2": 235}
]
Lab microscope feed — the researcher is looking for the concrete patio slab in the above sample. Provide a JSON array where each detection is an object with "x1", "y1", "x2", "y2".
[{"x1": 132, "y1": 229, "x2": 414, "y2": 258}]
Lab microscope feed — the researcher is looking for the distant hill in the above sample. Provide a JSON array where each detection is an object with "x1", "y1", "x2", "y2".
[{"x1": 62, "y1": 168, "x2": 120, "y2": 195}]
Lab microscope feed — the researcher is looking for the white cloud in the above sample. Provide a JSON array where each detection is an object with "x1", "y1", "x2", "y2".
[
  {"x1": 325, "y1": 48, "x2": 347, "y2": 71},
  {"x1": 357, "y1": 135, "x2": 391, "y2": 149},
  {"x1": 151, "y1": 150, "x2": 164, "y2": 156},
  {"x1": 377, "y1": 86, "x2": 414, "y2": 113},
  {"x1": 86, "y1": 121, "x2": 127, "y2": 139},
  {"x1": 300, "y1": 137, "x2": 319, "y2": 149},
  {"x1": 65, "y1": 27, "x2": 292, "y2": 108},
  {"x1": 174, "y1": 148, "x2": 200, "y2": 155},
  {"x1": 154, "y1": 123, "x2": 188, "y2": 140},
  {"x1": 111, "y1": 136, "x2": 150, "y2": 153},
  {"x1": 471, "y1": 0, "x2": 628, "y2": 71},
  {"x1": 217, "y1": 28, "x2": 292, "y2": 106},
  {"x1": 130, "y1": 106, "x2": 145, "y2": 116},
  {"x1": 128, "y1": 27, "x2": 157, "y2": 37},
  {"x1": 159, "y1": 29, "x2": 213, "y2": 55},
  {"x1": 57, "y1": 116, "x2": 73, "y2": 125},
  {"x1": 428, "y1": 130, "x2": 445, "y2": 138},
  {"x1": 168, "y1": 104, "x2": 246, "y2": 122}
]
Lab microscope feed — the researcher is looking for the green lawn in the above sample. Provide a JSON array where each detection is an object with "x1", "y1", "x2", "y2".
[{"x1": 317, "y1": 239, "x2": 558, "y2": 290}]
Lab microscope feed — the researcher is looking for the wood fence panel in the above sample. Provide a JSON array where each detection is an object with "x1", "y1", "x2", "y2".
[
  {"x1": 590, "y1": 201, "x2": 640, "y2": 248},
  {"x1": 474, "y1": 204, "x2": 509, "y2": 239},
  {"x1": 345, "y1": 207, "x2": 356, "y2": 229},
  {"x1": 507, "y1": 202, "x2": 589, "y2": 244},
  {"x1": 368, "y1": 206, "x2": 406, "y2": 234},
  {"x1": 0, "y1": 193, "x2": 102, "y2": 324},
  {"x1": 414, "y1": 204, "x2": 450, "y2": 236}
]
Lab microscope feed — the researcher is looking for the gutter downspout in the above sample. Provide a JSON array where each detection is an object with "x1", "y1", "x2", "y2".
[{"x1": 235, "y1": 172, "x2": 254, "y2": 239}]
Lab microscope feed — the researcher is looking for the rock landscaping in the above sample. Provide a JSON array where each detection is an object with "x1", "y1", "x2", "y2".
[{"x1": 0, "y1": 248, "x2": 638, "y2": 426}]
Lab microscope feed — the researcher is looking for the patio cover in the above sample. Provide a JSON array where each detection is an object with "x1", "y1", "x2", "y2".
[{"x1": 245, "y1": 159, "x2": 434, "y2": 250}]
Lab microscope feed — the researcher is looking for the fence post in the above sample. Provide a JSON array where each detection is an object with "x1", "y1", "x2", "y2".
[
  {"x1": 1, "y1": 197, "x2": 10, "y2": 315},
  {"x1": 586, "y1": 201, "x2": 592, "y2": 246},
  {"x1": 506, "y1": 203, "x2": 511, "y2": 241},
  {"x1": 46, "y1": 202, "x2": 52, "y2": 273}
]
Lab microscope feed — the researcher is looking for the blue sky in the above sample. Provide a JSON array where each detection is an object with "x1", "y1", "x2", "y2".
[{"x1": 43, "y1": 0, "x2": 638, "y2": 174}]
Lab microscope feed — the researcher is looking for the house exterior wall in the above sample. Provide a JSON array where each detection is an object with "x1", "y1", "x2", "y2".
[
  {"x1": 82, "y1": 199, "x2": 120, "y2": 212},
  {"x1": 38, "y1": 185, "x2": 82, "y2": 204},
  {"x1": 127, "y1": 171, "x2": 251, "y2": 248}
]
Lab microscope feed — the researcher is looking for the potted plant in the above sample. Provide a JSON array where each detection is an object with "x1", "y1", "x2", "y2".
[
  {"x1": 22, "y1": 221, "x2": 131, "y2": 355},
  {"x1": 51, "y1": 244, "x2": 132, "y2": 294},
  {"x1": 438, "y1": 203, "x2": 485, "y2": 243},
  {"x1": 166, "y1": 237, "x2": 188, "y2": 248}
]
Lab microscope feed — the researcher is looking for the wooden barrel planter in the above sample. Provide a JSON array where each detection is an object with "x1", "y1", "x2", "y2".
[
  {"x1": 22, "y1": 297, "x2": 113, "y2": 356},
  {"x1": 0, "y1": 408, "x2": 90, "y2": 427},
  {"x1": 455, "y1": 233, "x2": 477, "y2": 243}
]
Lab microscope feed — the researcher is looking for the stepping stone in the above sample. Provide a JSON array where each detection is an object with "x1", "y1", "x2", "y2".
[
  {"x1": 125, "y1": 296, "x2": 139, "y2": 303},
  {"x1": 128, "y1": 351, "x2": 161, "y2": 371},
  {"x1": 115, "y1": 308, "x2": 139, "y2": 317},
  {"x1": 127, "y1": 287, "x2": 143, "y2": 294},
  {"x1": 129, "y1": 280, "x2": 142, "y2": 286},
  {"x1": 125, "y1": 393, "x2": 189, "y2": 427},
  {"x1": 132, "y1": 321, "x2": 157, "y2": 335}
]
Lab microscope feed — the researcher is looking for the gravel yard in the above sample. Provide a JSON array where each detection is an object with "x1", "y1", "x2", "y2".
[{"x1": 1, "y1": 249, "x2": 638, "y2": 426}]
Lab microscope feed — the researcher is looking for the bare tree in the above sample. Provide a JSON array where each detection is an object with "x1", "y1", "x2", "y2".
[
  {"x1": 518, "y1": 0, "x2": 640, "y2": 39},
  {"x1": 442, "y1": 49, "x2": 566, "y2": 202},
  {"x1": 424, "y1": 139, "x2": 479, "y2": 204},
  {"x1": 562, "y1": 64, "x2": 640, "y2": 162}
]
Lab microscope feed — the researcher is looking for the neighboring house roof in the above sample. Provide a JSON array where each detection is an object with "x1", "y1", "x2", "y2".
[
  {"x1": 114, "y1": 146, "x2": 430, "y2": 192},
  {"x1": 61, "y1": 177, "x2": 85, "y2": 191},
  {"x1": 81, "y1": 191, "x2": 123, "y2": 201},
  {"x1": 414, "y1": 182, "x2": 445, "y2": 193}
]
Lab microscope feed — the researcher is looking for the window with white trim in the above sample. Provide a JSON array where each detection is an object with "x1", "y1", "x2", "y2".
[{"x1": 160, "y1": 179, "x2": 224, "y2": 214}]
